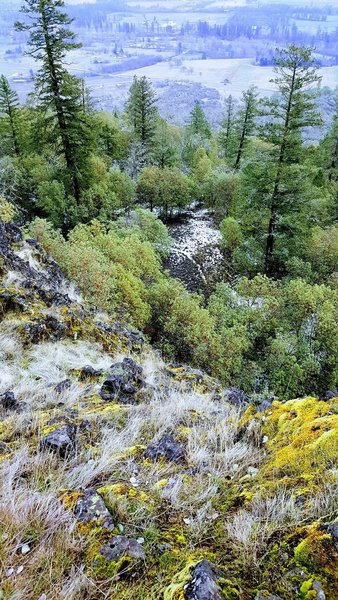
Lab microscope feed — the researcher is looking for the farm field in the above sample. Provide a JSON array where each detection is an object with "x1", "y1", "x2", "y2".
[{"x1": 111, "y1": 58, "x2": 338, "y2": 98}]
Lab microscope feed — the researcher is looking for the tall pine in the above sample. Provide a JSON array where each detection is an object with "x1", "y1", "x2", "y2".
[
  {"x1": 219, "y1": 95, "x2": 235, "y2": 161},
  {"x1": 261, "y1": 45, "x2": 321, "y2": 274},
  {"x1": 0, "y1": 75, "x2": 22, "y2": 156},
  {"x1": 15, "y1": 0, "x2": 92, "y2": 203},
  {"x1": 233, "y1": 86, "x2": 258, "y2": 169},
  {"x1": 126, "y1": 75, "x2": 158, "y2": 170}
]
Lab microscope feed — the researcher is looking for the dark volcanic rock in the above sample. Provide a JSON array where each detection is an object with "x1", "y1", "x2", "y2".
[
  {"x1": 320, "y1": 390, "x2": 338, "y2": 400},
  {"x1": 320, "y1": 522, "x2": 338, "y2": 551},
  {"x1": 5, "y1": 222, "x2": 23, "y2": 243},
  {"x1": 185, "y1": 560, "x2": 226, "y2": 600},
  {"x1": 98, "y1": 535, "x2": 145, "y2": 563},
  {"x1": 0, "y1": 391, "x2": 19, "y2": 410},
  {"x1": 74, "y1": 490, "x2": 115, "y2": 530},
  {"x1": 40, "y1": 425, "x2": 76, "y2": 458},
  {"x1": 22, "y1": 315, "x2": 67, "y2": 344},
  {"x1": 54, "y1": 379, "x2": 72, "y2": 394},
  {"x1": 0, "y1": 441, "x2": 10, "y2": 454},
  {"x1": 79, "y1": 365, "x2": 103, "y2": 380},
  {"x1": 100, "y1": 357, "x2": 144, "y2": 403},
  {"x1": 144, "y1": 434, "x2": 186, "y2": 463},
  {"x1": 225, "y1": 387, "x2": 250, "y2": 411},
  {"x1": 257, "y1": 399, "x2": 273, "y2": 412}
]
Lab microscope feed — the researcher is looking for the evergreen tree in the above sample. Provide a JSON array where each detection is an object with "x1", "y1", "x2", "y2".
[
  {"x1": 261, "y1": 45, "x2": 322, "y2": 274},
  {"x1": 188, "y1": 101, "x2": 211, "y2": 139},
  {"x1": 125, "y1": 76, "x2": 158, "y2": 169},
  {"x1": 325, "y1": 98, "x2": 338, "y2": 183},
  {"x1": 15, "y1": 0, "x2": 93, "y2": 203},
  {"x1": 0, "y1": 75, "x2": 22, "y2": 156},
  {"x1": 234, "y1": 86, "x2": 258, "y2": 169},
  {"x1": 218, "y1": 95, "x2": 235, "y2": 160}
]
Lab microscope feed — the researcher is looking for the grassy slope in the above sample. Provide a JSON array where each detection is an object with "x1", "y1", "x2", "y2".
[{"x1": 0, "y1": 225, "x2": 337, "y2": 599}]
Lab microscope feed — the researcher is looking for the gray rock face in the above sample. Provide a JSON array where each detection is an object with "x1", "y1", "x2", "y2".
[
  {"x1": 99, "y1": 536, "x2": 145, "y2": 563},
  {"x1": 40, "y1": 425, "x2": 76, "y2": 458},
  {"x1": 74, "y1": 490, "x2": 115, "y2": 530},
  {"x1": 0, "y1": 391, "x2": 19, "y2": 410},
  {"x1": 144, "y1": 433, "x2": 186, "y2": 463},
  {"x1": 100, "y1": 357, "x2": 144, "y2": 403},
  {"x1": 185, "y1": 560, "x2": 225, "y2": 600}
]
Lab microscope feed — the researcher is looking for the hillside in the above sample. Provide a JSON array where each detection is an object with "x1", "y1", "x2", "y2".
[{"x1": 1, "y1": 217, "x2": 337, "y2": 599}]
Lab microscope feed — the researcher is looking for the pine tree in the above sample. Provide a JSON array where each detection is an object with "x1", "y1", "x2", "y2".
[
  {"x1": 233, "y1": 86, "x2": 258, "y2": 169},
  {"x1": 218, "y1": 95, "x2": 235, "y2": 160},
  {"x1": 0, "y1": 75, "x2": 21, "y2": 156},
  {"x1": 326, "y1": 98, "x2": 338, "y2": 183},
  {"x1": 15, "y1": 0, "x2": 92, "y2": 203},
  {"x1": 125, "y1": 76, "x2": 158, "y2": 168},
  {"x1": 261, "y1": 45, "x2": 322, "y2": 274},
  {"x1": 188, "y1": 101, "x2": 211, "y2": 139}
]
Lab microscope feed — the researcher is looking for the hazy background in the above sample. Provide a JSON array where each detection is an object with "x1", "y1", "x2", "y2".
[{"x1": 1, "y1": 0, "x2": 337, "y2": 127}]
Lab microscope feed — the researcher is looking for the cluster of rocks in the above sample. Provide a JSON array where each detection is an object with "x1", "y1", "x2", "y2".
[{"x1": 100, "y1": 357, "x2": 146, "y2": 404}]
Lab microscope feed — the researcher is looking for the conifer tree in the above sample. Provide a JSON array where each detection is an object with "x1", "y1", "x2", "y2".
[
  {"x1": 15, "y1": 0, "x2": 92, "y2": 203},
  {"x1": 188, "y1": 101, "x2": 211, "y2": 139},
  {"x1": 261, "y1": 45, "x2": 322, "y2": 274},
  {"x1": 219, "y1": 95, "x2": 235, "y2": 160},
  {"x1": 325, "y1": 98, "x2": 338, "y2": 183},
  {"x1": 0, "y1": 75, "x2": 22, "y2": 156},
  {"x1": 234, "y1": 86, "x2": 258, "y2": 169},
  {"x1": 126, "y1": 75, "x2": 158, "y2": 168}
]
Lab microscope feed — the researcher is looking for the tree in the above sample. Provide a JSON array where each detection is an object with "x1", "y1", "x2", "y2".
[
  {"x1": 137, "y1": 166, "x2": 190, "y2": 216},
  {"x1": 152, "y1": 118, "x2": 180, "y2": 169},
  {"x1": 323, "y1": 98, "x2": 338, "y2": 184},
  {"x1": 15, "y1": 0, "x2": 93, "y2": 204},
  {"x1": 188, "y1": 101, "x2": 211, "y2": 139},
  {"x1": 218, "y1": 95, "x2": 235, "y2": 160},
  {"x1": 233, "y1": 86, "x2": 258, "y2": 169},
  {"x1": 125, "y1": 75, "x2": 158, "y2": 169},
  {"x1": 261, "y1": 45, "x2": 322, "y2": 274},
  {"x1": 0, "y1": 75, "x2": 22, "y2": 156}
]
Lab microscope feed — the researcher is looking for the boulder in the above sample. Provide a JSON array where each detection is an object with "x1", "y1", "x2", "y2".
[
  {"x1": 54, "y1": 379, "x2": 71, "y2": 394},
  {"x1": 100, "y1": 357, "x2": 144, "y2": 403},
  {"x1": 99, "y1": 536, "x2": 145, "y2": 562},
  {"x1": 0, "y1": 391, "x2": 19, "y2": 410},
  {"x1": 320, "y1": 522, "x2": 338, "y2": 551},
  {"x1": 40, "y1": 424, "x2": 76, "y2": 458},
  {"x1": 74, "y1": 490, "x2": 115, "y2": 530},
  {"x1": 185, "y1": 560, "x2": 225, "y2": 600},
  {"x1": 0, "y1": 441, "x2": 10, "y2": 454},
  {"x1": 225, "y1": 388, "x2": 250, "y2": 411},
  {"x1": 257, "y1": 399, "x2": 273, "y2": 412},
  {"x1": 320, "y1": 390, "x2": 338, "y2": 400},
  {"x1": 144, "y1": 434, "x2": 186, "y2": 463},
  {"x1": 78, "y1": 365, "x2": 103, "y2": 381}
]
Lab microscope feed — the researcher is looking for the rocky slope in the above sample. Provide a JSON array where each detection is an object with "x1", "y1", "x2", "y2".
[{"x1": 0, "y1": 218, "x2": 337, "y2": 600}]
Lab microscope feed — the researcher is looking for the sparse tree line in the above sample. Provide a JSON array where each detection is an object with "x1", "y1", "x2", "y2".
[{"x1": 1, "y1": 0, "x2": 338, "y2": 398}]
